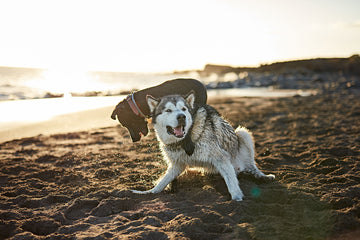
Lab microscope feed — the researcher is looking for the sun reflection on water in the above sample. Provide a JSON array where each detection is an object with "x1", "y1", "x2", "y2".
[{"x1": 24, "y1": 68, "x2": 110, "y2": 95}]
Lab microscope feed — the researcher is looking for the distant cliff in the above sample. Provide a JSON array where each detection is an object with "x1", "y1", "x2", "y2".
[{"x1": 200, "y1": 55, "x2": 360, "y2": 76}]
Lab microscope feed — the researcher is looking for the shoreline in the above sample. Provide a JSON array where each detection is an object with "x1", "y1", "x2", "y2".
[
  {"x1": 0, "y1": 106, "x2": 118, "y2": 143},
  {"x1": 1, "y1": 88, "x2": 314, "y2": 143}
]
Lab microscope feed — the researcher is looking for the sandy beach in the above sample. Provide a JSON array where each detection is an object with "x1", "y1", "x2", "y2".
[{"x1": 1, "y1": 89, "x2": 359, "y2": 239}]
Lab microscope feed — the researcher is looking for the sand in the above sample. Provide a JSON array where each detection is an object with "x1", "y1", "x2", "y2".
[{"x1": 1, "y1": 89, "x2": 359, "y2": 239}]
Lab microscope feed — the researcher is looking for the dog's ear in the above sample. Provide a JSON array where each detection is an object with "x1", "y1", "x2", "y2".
[
  {"x1": 146, "y1": 95, "x2": 159, "y2": 113},
  {"x1": 111, "y1": 101, "x2": 124, "y2": 120},
  {"x1": 184, "y1": 91, "x2": 195, "y2": 109},
  {"x1": 111, "y1": 109, "x2": 117, "y2": 120}
]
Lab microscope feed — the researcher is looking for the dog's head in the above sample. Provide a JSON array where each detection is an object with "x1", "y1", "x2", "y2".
[
  {"x1": 111, "y1": 100, "x2": 149, "y2": 142},
  {"x1": 147, "y1": 91, "x2": 195, "y2": 144}
]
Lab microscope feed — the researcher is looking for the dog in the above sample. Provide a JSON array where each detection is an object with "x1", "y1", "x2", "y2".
[
  {"x1": 132, "y1": 92, "x2": 275, "y2": 201},
  {"x1": 111, "y1": 79, "x2": 207, "y2": 155}
]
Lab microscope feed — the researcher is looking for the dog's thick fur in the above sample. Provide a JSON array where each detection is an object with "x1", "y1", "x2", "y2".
[
  {"x1": 111, "y1": 79, "x2": 207, "y2": 144},
  {"x1": 132, "y1": 93, "x2": 275, "y2": 201}
]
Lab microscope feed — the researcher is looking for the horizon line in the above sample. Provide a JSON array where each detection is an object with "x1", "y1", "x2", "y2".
[{"x1": 0, "y1": 54, "x2": 358, "y2": 74}]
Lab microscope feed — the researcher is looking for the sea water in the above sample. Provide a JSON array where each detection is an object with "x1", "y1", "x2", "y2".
[
  {"x1": 0, "y1": 68, "x2": 313, "y2": 124},
  {"x1": 0, "y1": 68, "x2": 196, "y2": 101}
]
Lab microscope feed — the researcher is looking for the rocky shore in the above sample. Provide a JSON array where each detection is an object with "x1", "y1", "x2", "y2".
[
  {"x1": 200, "y1": 55, "x2": 360, "y2": 91},
  {"x1": 2, "y1": 55, "x2": 359, "y2": 100}
]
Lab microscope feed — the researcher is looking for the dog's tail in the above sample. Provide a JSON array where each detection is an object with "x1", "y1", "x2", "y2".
[{"x1": 235, "y1": 126, "x2": 255, "y2": 160}]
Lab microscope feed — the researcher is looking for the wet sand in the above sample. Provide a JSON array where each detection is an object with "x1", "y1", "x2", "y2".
[
  {"x1": 0, "y1": 106, "x2": 117, "y2": 143},
  {"x1": 1, "y1": 90, "x2": 359, "y2": 239}
]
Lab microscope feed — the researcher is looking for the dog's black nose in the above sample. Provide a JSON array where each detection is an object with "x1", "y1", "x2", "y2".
[{"x1": 177, "y1": 114, "x2": 186, "y2": 124}]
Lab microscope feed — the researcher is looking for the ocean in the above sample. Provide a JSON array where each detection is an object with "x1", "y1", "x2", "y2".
[
  {"x1": 0, "y1": 67, "x2": 310, "y2": 125},
  {"x1": 0, "y1": 67, "x2": 202, "y2": 101}
]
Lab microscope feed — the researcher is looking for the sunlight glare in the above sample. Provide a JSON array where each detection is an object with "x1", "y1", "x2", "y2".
[
  {"x1": 24, "y1": 68, "x2": 109, "y2": 95},
  {"x1": 41, "y1": 69, "x2": 90, "y2": 94}
]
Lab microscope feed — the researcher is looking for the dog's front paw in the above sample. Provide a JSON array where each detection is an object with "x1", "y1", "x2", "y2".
[
  {"x1": 231, "y1": 193, "x2": 244, "y2": 201},
  {"x1": 232, "y1": 195, "x2": 243, "y2": 201},
  {"x1": 131, "y1": 189, "x2": 152, "y2": 194}
]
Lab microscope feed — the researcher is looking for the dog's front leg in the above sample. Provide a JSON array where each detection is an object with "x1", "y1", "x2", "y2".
[
  {"x1": 132, "y1": 164, "x2": 184, "y2": 194},
  {"x1": 214, "y1": 160, "x2": 244, "y2": 201}
]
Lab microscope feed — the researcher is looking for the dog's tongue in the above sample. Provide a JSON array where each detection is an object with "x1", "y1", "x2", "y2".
[{"x1": 173, "y1": 126, "x2": 184, "y2": 137}]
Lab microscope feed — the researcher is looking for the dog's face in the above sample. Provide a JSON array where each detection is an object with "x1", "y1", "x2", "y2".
[
  {"x1": 111, "y1": 100, "x2": 148, "y2": 142},
  {"x1": 147, "y1": 92, "x2": 195, "y2": 144}
]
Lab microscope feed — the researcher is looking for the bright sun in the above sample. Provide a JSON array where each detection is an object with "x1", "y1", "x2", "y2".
[{"x1": 26, "y1": 68, "x2": 105, "y2": 95}]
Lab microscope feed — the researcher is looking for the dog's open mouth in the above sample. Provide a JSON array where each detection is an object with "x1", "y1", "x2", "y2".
[{"x1": 167, "y1": 125, "x2": 185, "y2": 138}]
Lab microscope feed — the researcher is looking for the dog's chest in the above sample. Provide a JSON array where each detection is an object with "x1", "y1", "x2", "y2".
[{"x1": 162, "y1": 143, "x2": 216, "y2": 171}]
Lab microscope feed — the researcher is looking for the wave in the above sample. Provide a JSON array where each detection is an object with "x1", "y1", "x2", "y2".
[
  {"x1": 0, "y1": 71, "x2": 199, "y2": 101},
  {"x1": 0, "y1": 83, "x2": 47, "y2": 101}
]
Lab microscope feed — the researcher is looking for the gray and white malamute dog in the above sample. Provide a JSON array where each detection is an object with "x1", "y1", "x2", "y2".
[{"x1": 132, "y1": 92, "x2": 275, "y2": 201}]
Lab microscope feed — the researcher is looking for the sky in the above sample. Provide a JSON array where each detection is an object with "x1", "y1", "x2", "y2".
[{"x1": 0, "y1": 0, "x2": 359, "y2": 72}]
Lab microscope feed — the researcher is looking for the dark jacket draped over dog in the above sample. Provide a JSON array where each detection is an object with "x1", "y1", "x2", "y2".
[{"x1": 111, "y1": 78, "x2": 207, "y2": 155}]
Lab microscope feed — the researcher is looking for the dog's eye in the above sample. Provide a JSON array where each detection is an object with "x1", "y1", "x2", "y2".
[
  {"x1": 182, "y1": 107, "x2": 187, "y2": 111},
  {"x1": 165, "y1": 109, "x2": 172, "y2": 113}
]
